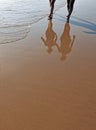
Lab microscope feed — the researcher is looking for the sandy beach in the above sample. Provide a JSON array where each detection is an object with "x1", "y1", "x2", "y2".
[{"x1": 0, "y1": 0, "x2": 96, "y2": 129}]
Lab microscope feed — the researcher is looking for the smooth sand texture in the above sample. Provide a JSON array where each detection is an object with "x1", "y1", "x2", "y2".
[{"x1": 0, "y1": 0, "x2": 96, "y2": 129}]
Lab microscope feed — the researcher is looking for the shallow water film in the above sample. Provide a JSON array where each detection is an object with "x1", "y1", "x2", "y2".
[{"x1": 0, "y1": 0, "x2": 96, "y2": 130}]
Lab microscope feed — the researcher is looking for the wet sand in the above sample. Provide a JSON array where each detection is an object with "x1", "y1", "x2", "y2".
[{"x1": 0, "y1": 0, "x2": 96, "y2": 129}]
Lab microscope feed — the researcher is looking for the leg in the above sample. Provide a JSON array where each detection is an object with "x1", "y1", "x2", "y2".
[
  {"x1": 67, "y1": 0, "x2": 70, "y2": 11},
  {"x1": 48, "y1": 0, "x2": 56, "y2": 19},
  {"x1": 67, "y1": 0, "x2": 75, "y2": 22},
  {"x1": 69, "y1": 0, "x2": 75, "y2": 16},
  {"x1": 49, "y1": 0, "x2": 52, "y2": 7}
]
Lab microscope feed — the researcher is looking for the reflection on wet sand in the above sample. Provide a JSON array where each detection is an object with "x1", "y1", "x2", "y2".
[
  {"x1": 57, "y1": 22, "x2": 75, "y2": 60},
  {"x1": 41, "y1": 20, "x2": 76, "y2": 60},
  {"x1": 41, "y1": 20, "x2": 58, "y2": 53}
]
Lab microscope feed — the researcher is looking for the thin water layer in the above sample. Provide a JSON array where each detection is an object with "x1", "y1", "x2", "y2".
[
  {"x1": 0, "y1": 0, "x2": 96, "y2": 130},
  {"x1": 0, "y1": 0, "x2": 65, "y2": 44}
]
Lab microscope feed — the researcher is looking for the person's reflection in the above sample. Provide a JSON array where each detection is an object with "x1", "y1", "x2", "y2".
[
  {"x1": 41, "y1": 20, "x2": 57, "y2": 53},
  {"x1": 67, "y1": 0, "x2": 75, "y2": 22},
  {"x1": 56, "y1": 22, "x2": 76, "y2": 60},
  {"x1": 48, "y1": 0, "x2": 56, "y2": 19}
]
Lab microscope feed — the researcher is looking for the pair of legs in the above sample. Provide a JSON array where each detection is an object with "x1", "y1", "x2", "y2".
[
  {"x1": 48, "y1": 0, "x2": 56, "y2": 19},
  {"x1": 48, "y1": 0, "x2": 75, "y2": 21},
  {"x1": 67, "y1": 0, "x2": 75, "y2": 22}
]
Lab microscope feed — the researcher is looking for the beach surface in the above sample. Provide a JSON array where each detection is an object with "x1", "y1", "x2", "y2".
[{"x1": 0, "y1": 0, "x2": 96, "y2": 129}]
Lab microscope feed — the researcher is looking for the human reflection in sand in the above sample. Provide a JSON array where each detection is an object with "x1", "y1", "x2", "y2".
[
  {"x1": 56, "y1": 22, "x2": 76, "y2": 60},
  {"x1": 41, "y1": 20, "x2": 58, "y2": 53},
  {"x1": 41, "y1": 21, "x2": 76, "y2": 60}
]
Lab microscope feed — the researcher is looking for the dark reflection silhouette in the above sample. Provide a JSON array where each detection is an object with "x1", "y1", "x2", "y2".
[
  {"x1": 41, "y1": 20, "x2": 58, "y2": 53},
  {"x1": 41, "y1": 20, "x2": 76, "y2": 60},
  {"x1": 67, "y1": 0, "x2": 75, "y2": 22},
  {"x1": 56, "y1": 22, "x2": 75, "y2": 60},
  {"x1": 48, "y1": 0, "x2": 56, "y2": 19}
]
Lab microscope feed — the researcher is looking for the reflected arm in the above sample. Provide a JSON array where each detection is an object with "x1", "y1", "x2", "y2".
[
  {"x1": 70, "y1": 35, "x2": 76, "y2": 48},
  {"x1": 41, "y1": 37, "x2": 47, "y2": 46}
]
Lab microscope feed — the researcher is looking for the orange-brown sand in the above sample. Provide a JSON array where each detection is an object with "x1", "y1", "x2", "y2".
[{"x1": 0, "y1": 0, "x2": 96, "y2": 129}]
